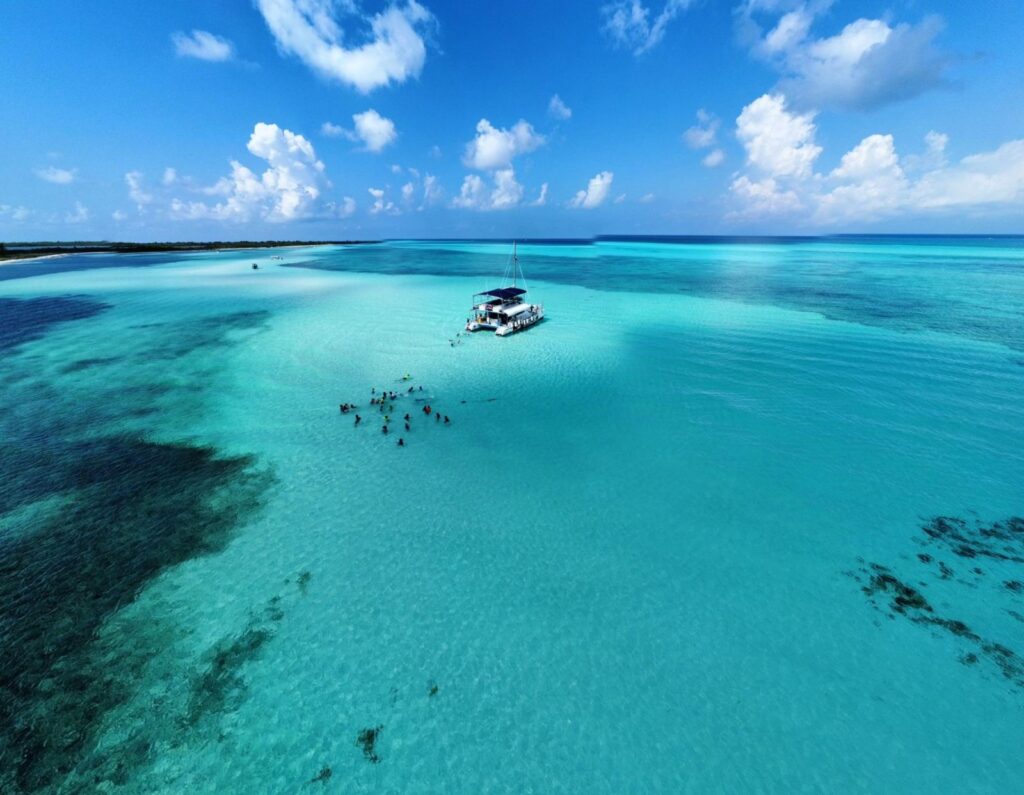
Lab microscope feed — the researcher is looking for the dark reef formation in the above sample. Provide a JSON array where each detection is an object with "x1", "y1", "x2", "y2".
[
  {"x1": 0, "y1": 295, "x2": 110, "y2": 353},
  {"x1": 0, "y1": 437, "x2": 272, "y2": 792},
  {"x1": 0, "y1": 306, "x2": 275, "y2": 793},
  {"x1": 850, "y1": 513, "x2": 1024, "y2": 693},
  {"x1": 185, "y1": 598, "x2": 286, "y2": 729}
]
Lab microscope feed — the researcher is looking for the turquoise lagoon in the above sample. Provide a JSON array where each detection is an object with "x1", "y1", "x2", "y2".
[{"x1": 1, "y1": 238, "x2": 1023, "y2": 792}]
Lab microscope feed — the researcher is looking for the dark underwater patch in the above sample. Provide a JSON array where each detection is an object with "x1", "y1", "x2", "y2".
[
  {"x1": 0, "y1": 438, "x2": 272, "y2": 792},
  {"x1": 356, "y1": 725, "x2": 383, "y2": 763},
  {"x1": 850, "y1": 513, "x2": 1024, "y2": 694},
  {"x1": 185, "y1": 597, "x2": 285, "y2": 729},
  {"x1": 59, "y1": 356, "x2": 122, "y2": 373},
  {"x1": 0, "y1": 252, "x2": 187, "y2": 283},
  {"x1": 0, "y1": 295, "x2": 110, "y2": 353},
  {"x1": 0, "y1": 306, "x2": 276, "y2": 792},
  {"x1": 140, "y1": 310, "x2": 269, "y2": 361},
  {"x1": 919, "y1": 515, "x2": 1024, "y2": 564}
]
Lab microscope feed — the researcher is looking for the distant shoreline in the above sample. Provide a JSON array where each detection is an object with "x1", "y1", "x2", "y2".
[{"x1": 0, "y1": 240, "x2": 375, "y2": 264}]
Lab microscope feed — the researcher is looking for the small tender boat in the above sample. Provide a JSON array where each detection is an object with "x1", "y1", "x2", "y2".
[{"x1": 465, "y1": 242, "x2": 544, "y2": 336}]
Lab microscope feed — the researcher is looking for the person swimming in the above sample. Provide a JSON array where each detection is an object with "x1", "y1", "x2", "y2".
[
  {"x1": 398, "y1": 438, "x2": 405, "y2": 446},
  {"x1": 404, "y1": 413, "x2": 410, "y2": 421},
  {"x1": 423, "y1": 405, "x2": 432, "y2": 415},
  {"x1": 444, "y1": 415, "x2": 450, "y2": 424},
  {"x1": 354, "y1": 414, "x2": 361, "y2": 425},
  {"x1": 435, "y1": 413, "x2": 440, "y2": 423},
  {"x1": 382, "y1": 424, "x2": 389, "y2": 434},
  {"x1": 405, "y1": 422, "x2": 410, "y2": 431}
]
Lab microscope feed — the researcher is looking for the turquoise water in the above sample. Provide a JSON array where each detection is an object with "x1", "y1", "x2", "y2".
[{"x1": 1, "y1": 238, "x2": 1023, "y2": 792}]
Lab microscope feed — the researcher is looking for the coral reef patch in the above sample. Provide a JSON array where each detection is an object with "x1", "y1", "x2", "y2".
[
  {"x1": 0, "y1": 295, "x2": 109, "y2": 353},
  {"x1": 849, "y1": 513, "x2": 1024, "y2": 693}
]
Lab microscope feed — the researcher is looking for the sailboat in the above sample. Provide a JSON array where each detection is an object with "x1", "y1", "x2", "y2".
[{"x1": 464, "y1": 242, "x2": 545, "y2": 336}]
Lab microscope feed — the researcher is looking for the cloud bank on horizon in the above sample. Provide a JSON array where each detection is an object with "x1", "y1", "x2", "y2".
[{"x1": 2, "y1": 0, "x2": 1022, "y2": 236}]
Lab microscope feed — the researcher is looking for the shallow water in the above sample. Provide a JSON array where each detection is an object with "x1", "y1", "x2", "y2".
[{"x1": 1, "y1": 238, "x2": 1022, "y2": 792}]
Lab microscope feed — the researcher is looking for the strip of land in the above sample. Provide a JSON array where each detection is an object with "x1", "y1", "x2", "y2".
[{"x1": 0, "y1": 241, "x2": 374, "y2": 263}]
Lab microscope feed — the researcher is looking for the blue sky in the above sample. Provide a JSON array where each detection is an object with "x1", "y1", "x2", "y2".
[{"x1": 1, "y1": 0, "x2": 1022, "y2": 240}]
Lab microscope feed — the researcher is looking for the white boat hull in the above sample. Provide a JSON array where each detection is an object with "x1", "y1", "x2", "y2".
[{"x1": 495, "y1": 311, "x2": 543, "y2": 335}]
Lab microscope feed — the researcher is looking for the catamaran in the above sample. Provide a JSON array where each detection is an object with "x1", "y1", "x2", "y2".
[{"x1": 465, "y1": 242, "x2": 544, "y2": 336}]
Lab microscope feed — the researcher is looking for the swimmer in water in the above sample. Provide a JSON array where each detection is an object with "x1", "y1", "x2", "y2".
[
  {"x1": 435, "y1": 412, "x2": 440, "y2": 423},
  {"x1": 444, "y1": 415, "x2": 450, "y2": 424},
  {"x1": 405, "y1": 422, "x2": 410, "y2": 431},
  {"x1": 354, "y1": 414, "x2": 361, "y2": 425},
  {"x1": 382, "y1": 424, "x2": 389, "y2": 435},
  {"x1": 398, "y1": 438, "x2": 405, "y2": 446}
]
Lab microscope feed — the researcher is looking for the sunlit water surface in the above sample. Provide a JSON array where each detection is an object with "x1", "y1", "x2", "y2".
[{"x1": 1, "y1": 238, "x2": 1023, "y2": 793}]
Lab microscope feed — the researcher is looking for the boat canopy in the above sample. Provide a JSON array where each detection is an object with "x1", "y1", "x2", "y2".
[
  {"x1": 498, "y1": 303, "x2": 532, "y2": 317},
  {"x1": 478, "y1": 287, "x2": 526, "y2": 300}
]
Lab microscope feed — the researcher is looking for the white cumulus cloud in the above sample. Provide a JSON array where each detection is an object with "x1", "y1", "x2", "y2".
[
  {"x1": 462, "y1": 119, "x2": 545, "y2": 171},
  {"x1": 548, "y1": 94, "x2": 572, "y2": 121},
  {"x1": 172, "y1": 30, "x2": 235, "y2": 62},
  {"x1": 601, "y1": 0, "x2": 695, "y2": 55},
  {"x1": 35, "y1": 166, "x2": 76, "y2": 184},
  {"x1": 256, "y1": 0, "x2": 435, "y2": 93},
  {"x1": 569, "y1": 171, "x2": 614, "y2": 209},
  {"x1": 0, "y1": 205, "x2": 31, "y2": 221},
  {"x1": 65, "y1": 201, "x2": 89, "y2": 223},
  {"x1": 702, "y1": 149, "x2": 725, "y2": 168},
  {"x1": 321, "y1": 110, "x2": 397, "y2": 152},
  {"x1": 350, "y1": 109, "x2": 397, "y2": 152},
  {"x1": 737, "y1": 2, "x2": 950, "y2": 111},
  {"x1": 368, "y1": 187, "x2": 398, "y2": 215},
  {"x1": 729, "y1": 93, "x2": 1024, "y2": 224},
  {"x1": 330, "y1": 196, "x2": 357, "y2": 217},
  {"x1": 422, "y1": 173, "x2": 443, "y2": 206},
  {"x1": 162, "y1": 167, "x2": 178, "y2": 185},
  {"x1": 125, "y1": 171, "x2": 153, "y2": 210},
  {"x1": 735, "y1": 93, "x2": 821, "y2": 179},
  {"x1": 452, "y1": 169, "x2": 526, "y2": 211},
  {"x1": 684, "y1": 109, "x2": 725, "y2": 167},
  {"x1": 171, "y1": 122, "x2": 326, "y2": 222},
  {"x1": 683, "y1": 109, "x2": 719, "y2": 149}
]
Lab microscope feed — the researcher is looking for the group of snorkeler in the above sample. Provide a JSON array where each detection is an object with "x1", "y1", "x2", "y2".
[{"x1": 339, "y1": 375, "x2": 450, "y2": 446}]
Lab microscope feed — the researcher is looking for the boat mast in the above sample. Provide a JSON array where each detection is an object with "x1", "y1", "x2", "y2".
[{"x1": 512, "y1": 241, "x2": 517, "y2": 288}]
